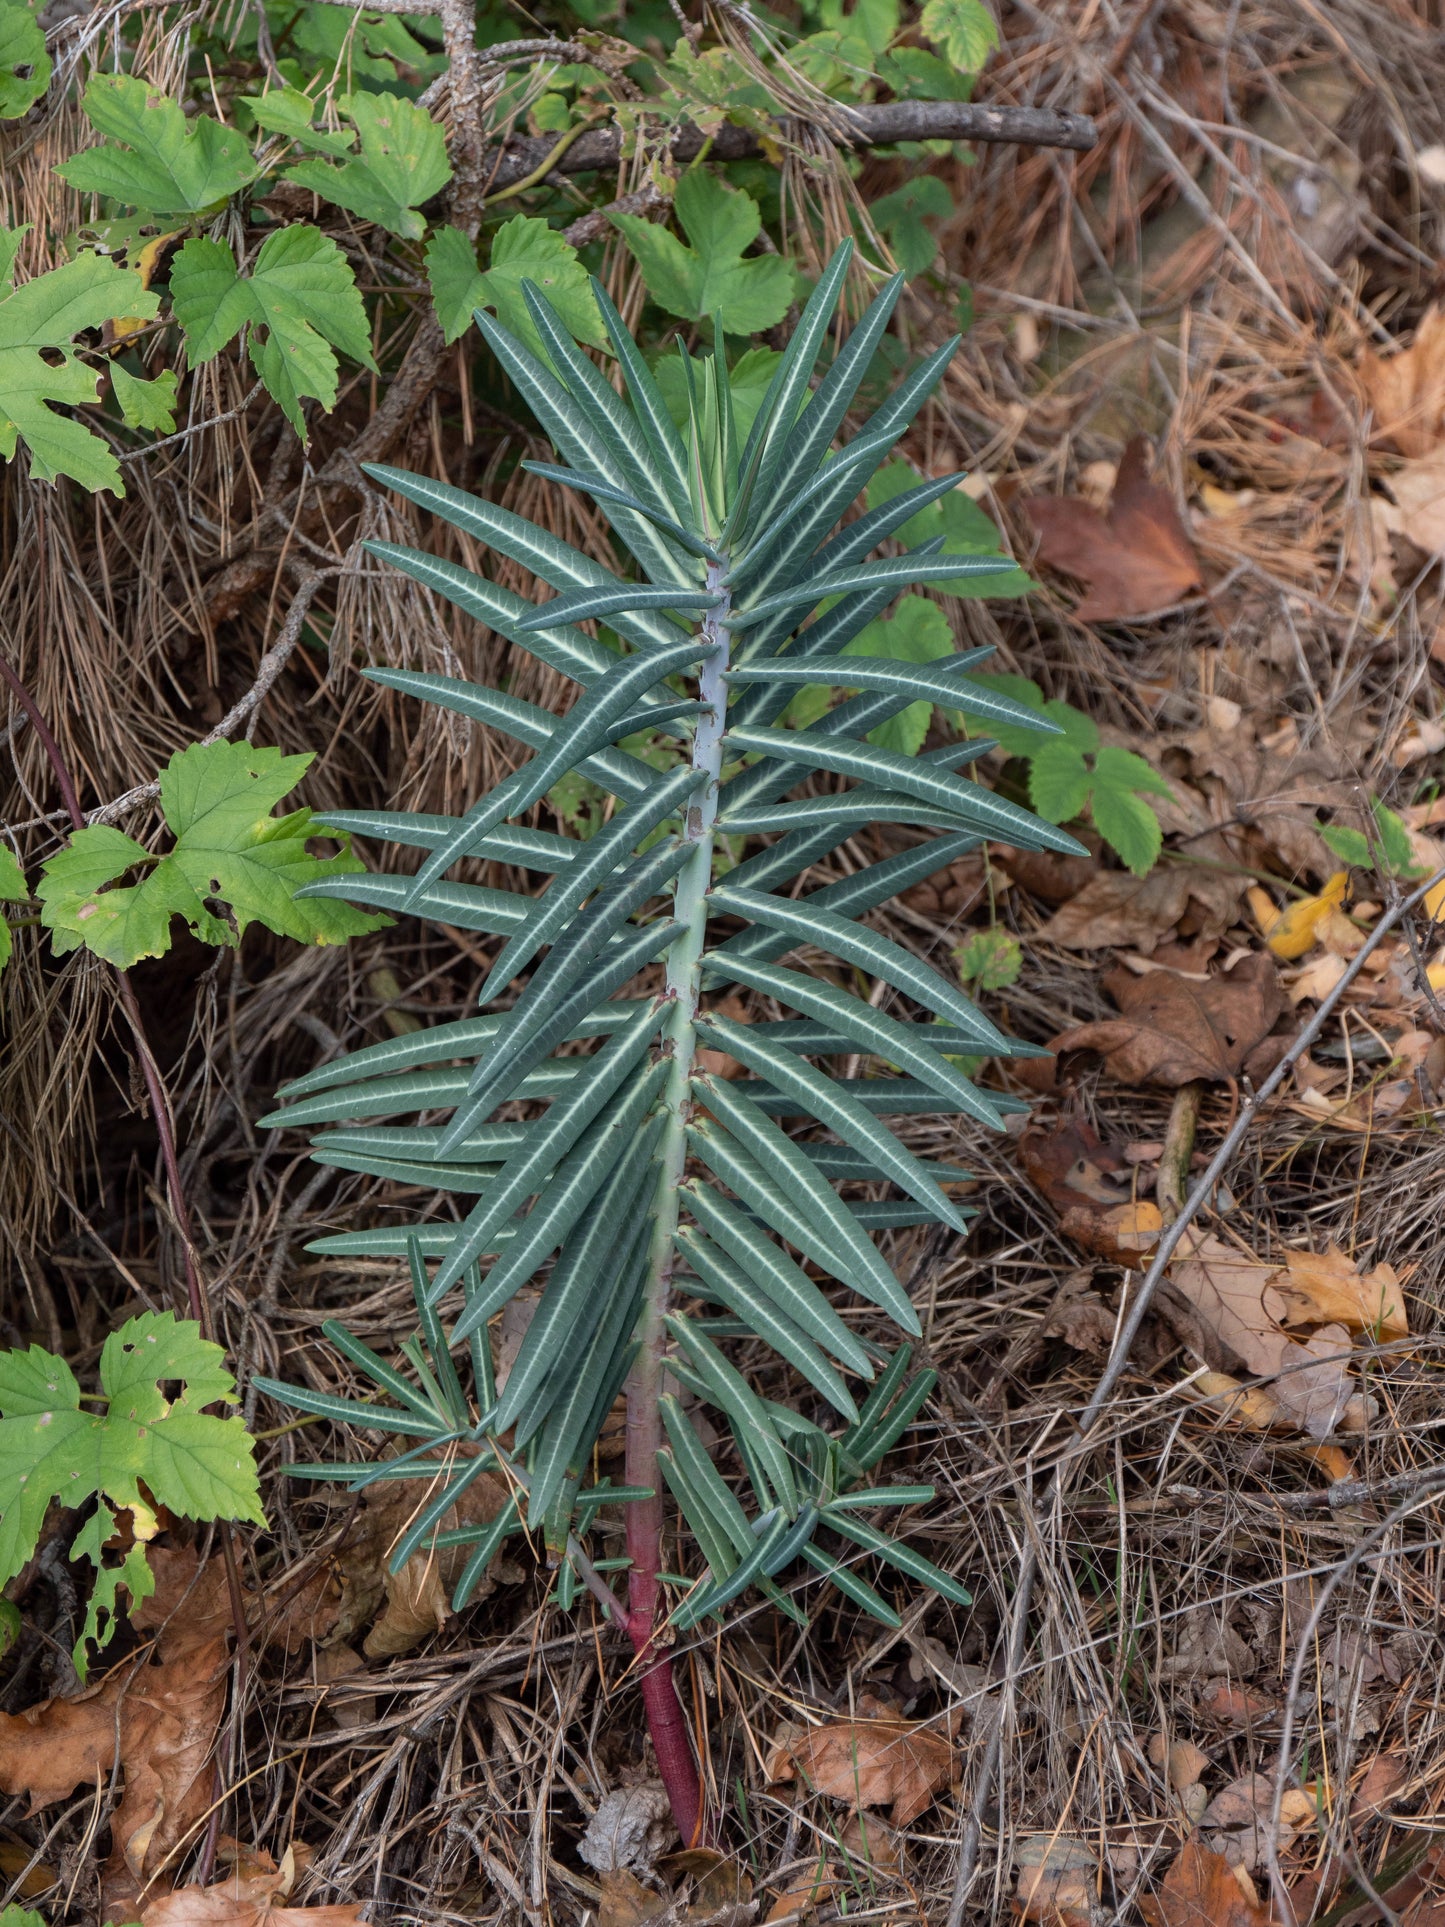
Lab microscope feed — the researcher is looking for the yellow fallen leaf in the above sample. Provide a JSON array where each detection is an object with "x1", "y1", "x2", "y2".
[{"x1": 1263, "y1": 873, "x2": 1349, "y2": 960}]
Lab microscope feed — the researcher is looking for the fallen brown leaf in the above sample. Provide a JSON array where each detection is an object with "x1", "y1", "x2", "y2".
[
  {"x1": 1017, "y1": 1117, "x2": 1163, "y2": 1259},
  {"x1": 1170, "y1": 1233, "x2": 1357, "y2": 1437},
  {"x1": 1013, "y1": 1833, "x2": 1096, "y2": 1925},
  {"x1": 836, "y1": 1812, "x2": 900, "y2": 1876},
  {"x1": 765, "y1": 1715, "x2": 955, "y2": 1827},
  {"x1": 598, "y1": 1871, "x2": 670, "y2": 1927},
  {"x1": 763, "y1": 1860, "x2": 834, "y2": 1926},
  {"x1": 1049, "y1": 957, "x2": 1285, "y2": 1089},
  {"x1": 1264, "y1": 1246, "x2": 1409, "y2": 1342},
  {"x1": 1024, "y1": 436, "x2": 1204, "y2": 621},
  {"x1": 1199, "y1": 1773, "x2": 1319, "y2": 1871},
  {"x1": 141, "y1": 1853, "x2": 365, "y2": 1927},
  {"x1": 1139, "y1": 1839, "x2": 1277, "y2": 1927},
  {"x1": 1033, "y1": 864, "x2": 1245, "y2": 955},
  {"x1": 1358, "y1": 304, "x2": 1445, "y2": 456}
]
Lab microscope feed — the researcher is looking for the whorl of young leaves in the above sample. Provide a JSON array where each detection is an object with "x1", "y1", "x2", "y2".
[
  {"x1": 37, "y1": 739, "x2": 389, "y2": 968},
  {"x1": 259, "y1": 245, "x2": 1081, "y2": 1629},
  {"x1": 0, "y1": 1311, "x2": 264, "y2": 1678}
]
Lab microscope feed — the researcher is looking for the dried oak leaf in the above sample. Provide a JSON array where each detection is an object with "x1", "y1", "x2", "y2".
[
  {"x1": 140, "y1": 1852, "x2": 364, "y2": 1927},
  {"x1": 1263, "y1": 1246, "x2": 1409, "y2": 1343},
  {"x1": 1017, "y1": 1119, "x2": 1162, "y2": 1260},
  {"x1": 1198, "y1": 1773, "x2": 1318, "y2": 1871},
  {"x1": 1023, "y1": 436, "x2": 1203, "y2": 621},
  {"x1": 765, "y1": 1715, "x2": 955, "y2": 1827},
  {"x1": 1049, "y1": 957, "x2": 1285, "y2": 1088},
  {"x1": 1139, "y1": 1840, "x2": 1277, "y2": 1927},
  {"x1": 1169, "y1": 1234, "x2": 1355, "y2": 1437},
  {"x1": 1035, "y1": 865, "x2": 1245, "y2": 955}
]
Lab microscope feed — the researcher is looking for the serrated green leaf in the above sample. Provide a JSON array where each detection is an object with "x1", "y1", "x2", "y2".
[
  {"x1": 1319, "y1": 822, "x2": 1371, "y2": 868},
  {"x1": 285, "y1": 91, "x2": 450, "y2": 239},
  {"x1": 248, "y1": 85, "x2": 355, "y2": 156},
  {"x1": 1089, "y1": 783, "x2": 1162, "y2": 875},
  {"x1": 872, "y1": 177, "x2": 953, "y2": 278},
  {"x1": 0, "y1": 5, "x2": 49, "y2": 119},
  {"x1": 111, "y1": 362, "x2": 178, "y2": 433},
  {"x1": 613, "y1": 171, "x2": 792, "y2": 335},
  {"x1": 60, "y1": 74, "x2": 256, "y2": 213},
  {"x1": 1027, "y1": 740, "x2": 1091, "y2": 823},
  {"x1": 919, "y1": 0, "x2": 998, "y2": 72},
  {"x1": 1373, "y1": 799, "x2": 1419, "y2": 876},
  {"x1": 0, "y1": 248, "x2": 158, "y2": 494},
  {"x1": 428, "y1": 216, "x2": 605, "y2": 354},
  {"x1": 954, "y1": 926, "x2": 1021, "y2": 992},
  {"x1": 170, "y1": 226, "x2": 374, "y2": 441}
]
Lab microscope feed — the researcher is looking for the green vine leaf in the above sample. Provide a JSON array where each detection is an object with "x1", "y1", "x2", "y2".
[
  {"x1": 870, "y1": 177, "x2": 953, "y2": 278},
  {"x1": 612, "y1": 171, "x2": 793, "y2": 335},
  {"x1": 0, "y1": 237, "x2": 159, "y2": 494},
  {"x1": 36, "y1": 740, "x2": 390, "y2": 968},
  {"x1": 284, "y1": 91, "x2": 450, "y2": 239},
  {"x1": 169, "y1": 225, "x2": 374, "y2": 440},
  {"x1": 0, "y1": 1, "x2": 49, "y2": 120},
  {"x1": 111, "y1": 362, "x2": 178, "y2": 433},
  {"x1": 0, "y1": 1309, "x2": 265, "y2": 1679},
  {"x1": 58, "y1": 73, "x2": 256, "y2": 215},
  {"x1": 0, "y1": 842, "x2": 25, "y2": 974},
  {"x1": 427, "y1": 216, "x2": 606, "y2": 355},
  {"x1": 918, "y1": 0, "x2": 998, "y2": 73}
]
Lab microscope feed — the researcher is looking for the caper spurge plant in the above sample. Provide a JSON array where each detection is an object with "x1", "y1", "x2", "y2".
[{"x1": 255, "y1": 244, "x2": 1083, "y2": 1841}]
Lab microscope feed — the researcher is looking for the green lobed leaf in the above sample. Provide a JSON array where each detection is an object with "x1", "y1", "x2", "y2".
[
  {"x1": 919, "y1": 0, "x2": 998, "y2": 72},
  {"x1": 0, "y1": 247, "x2": 159, "y2": 494},
  {"x1": 111, "y1": 363, "x2": 178, "y2": 433},
  {"x1": 60, "y1": 74, "x2": 255, "y2": 213},
  {"x1": 0, "y1": 3, "x2": 48, "y2": 119},
  {"x1": 284, "y1": 91, "x2": 450, "y2": 239},
  {"x1": 613, "y1": 171, "x2": 793, "y2": 336},
  {"x1": 170, "y1": 226, "x2": 375, "y2": 441},
  {"x1": 427, "y1": 216, "x2": 605, "y2": 354}
]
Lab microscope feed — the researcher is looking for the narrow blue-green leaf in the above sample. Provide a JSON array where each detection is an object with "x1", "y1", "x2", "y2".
[
  {"x1": 363, "y1": 471, "x2": 690, "y2": 655},
  {"x1": 670, "y1": 1508, "x2": 791, "y2": 1630},
  {"x1": 310, "y1": 1119, "x2": 526, "y2": 1162},
  {"x1": 677, "y1": 1226, "x2": 858, "y2": 1418},
  {"x1": 516, "y1": 585, "x2": 717, "y2": 633},
  {"x1": 735, "y1": 241, "x2": 852, "y2": 524},
  {"x1": 701, "y1": 959, "x2": 1009, "y2": 1131},
  {"x1": 695, "y1": 1013, "x2": 967, "y2": 1231},
  {"x1": 658, "y1": 1449, "x2": 737, "y2": 1593},
  {"x1": 431, "y1": 1001, "x2": 663, "y2": 1292},
  {"x1": 824, "y1": 1507, "x2": 971, "y2": 1604},
  {"x1": 690, "y1": 1076, "x2": 915, "y2": 1329},
  {"x1": 680, "y1": 1182, "x2": 873, "y2": 1374},
  {"x1": 409, "y1": 1237, "x2": 467, "y2": 1420},
  {"x1": 495, "y1": 1116, "x2": 661, "y2": 1434},
  {"x1": 709, "y1": 882, "x2": 1010, "y2": 1050},
  {"x1": 827, "y1": 1485, "x2": 936, "y2": 1511},
  {"x1": 523, "y1": 461, "x2": 722, "y2": 562},
  {"x1": 592, "y1": 276, "x2": 692, "y2": 514},
  {"x1": 388, "y1": 1450, "x2": 502, "y2": 1572},
  {"x1": 737, "y1": 551, "x2": 1025, "y2": 627},
  {"x1": 451, "y1": 1493, "x2": 521, "y2": 1610},
  {"x1": 249, "y1": 1377, "x2": 446, "y2": 1439},
  {"x1": 666, "y1": 1316, "x2": 797, "y2": 1514},
  {"x1": 660, "y1": 1393, "x2": 753, "y2": 1557},
  {"x1": 407, "y1": 636, "x2": 706, "y2": 905},
  {"x1": 320, "y1": 1318, "x2": 439, "y2": 1419},
  {"x1": 295, "y1": 872, "x2": 530, "y2": 935},
  {"x1": 729, "y1": 427, "x2": 900, "y2": 598},
  {"x1": 844, "y1": 1366, "x2": 936, "y2": 1469},
  {"x1": 314, "y1": 809, "x2": 578, "y2": 872},
  {"x1": 454, "y1": 1075, "x2": 662, "y2": 1346},
  {"x1": 260, "y1": 1059, "x2": 591, "y2": 1131},
  {"x1": 361, "y1": 668, "x2": 656, "y2": 800},
  {"x1": 720, "y1": 726, "x2": 1088, "y2": 854},
  {"x1": 358, "y1": 537, "x2": 620, "y2": 684},
  {"x1": 479, "y1": 765, "x2": 701, "y2": 1001},
  {"x1": 729, "y1": 656, "x2": 1063, "y2": 738},
  {"x1": 799, "y1": 1544, "x2": 901, "y2": 1627},
  {"x1": 717, "y1": 793, "x2": 993, "y2": 838}
]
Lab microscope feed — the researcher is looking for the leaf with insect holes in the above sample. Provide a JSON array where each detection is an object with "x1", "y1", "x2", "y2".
[
  {"x1": 427, "y1": 216, "x2": 605, "y2": 355},
  {"x1": 613, "y1": 170, "x2": 792, "y2": 335},
  {"x1": 0, "y1": 1310, "x2": 264, "y2": 1678},
  {"x1": 36, "y1": 740, "x2": 389, "y2": 968},
  {"x1": 284, "y1": 91, "x2": 450, "y2": 239},
  {"x1": 0, "y1": 244, "x2": 159, "y2": 495},
  {"x1": 111, "y1": 363, "x2": 178, "y2": 433},
  {"x1": 169, "y1": 225, "x2": 374, "y2": 440},
  {"x1": 918, "y1": 0, "x2": 997, "y2": 71},
  {"x1": 59, "y1": 74, "x2": 255, "y2": 214},
  {"x1": 0, "y1": 2, "x2": 48, "y2": 120}
]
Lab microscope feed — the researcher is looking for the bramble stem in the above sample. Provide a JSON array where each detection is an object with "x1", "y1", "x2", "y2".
[{"x1": 623, "y1": 564, "x2": 730, "y2": 1845}]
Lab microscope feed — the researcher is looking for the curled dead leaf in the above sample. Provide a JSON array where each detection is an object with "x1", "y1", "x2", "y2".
[
  {"x1": 1264, "y1": 1246, "x2": 1409, "y2": 1343},
  {"x1": 1033, "y1": 865, "x2": 1246, "y2": 955},
  {"x1": 1023, "y1": 436, "x2": 1204, "y2": 621},
  {"x1": 1138, "y1": 1839, "x2": 1277, "y2": 1926},
  {"x1": 1050, "y1": 957, "x2": 1286, "y2": 1089},
  {"x1": 1013, "y1": 1833, "x2": 1097, "y2": 1925},
  {"x1": 765, "y1": 1715, "x2": 955, "y2": 1827}
]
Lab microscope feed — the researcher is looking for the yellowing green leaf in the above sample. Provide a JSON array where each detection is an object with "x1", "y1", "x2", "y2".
[
  {"x1": 0, "y1": 2, "x2": 49, "y2": 121},
  {"x1": 954, "y1": 926, "x2": 1021, "y2": 991},
  {"x1": 613, "y1": 171, "x2": 793, "y2": 335},
  {"x1": 919, "y1": 0, "x2": 998, "y2": 73},
  {"x1": 37, "y1": 740, "x2": 389, "y2": 968},
  {"x1": 169, "y1": 224, "x2": 373, "y2": 440},
  {"x1": 285, "y1": 91, "x2": 450, "y2": 239},
  {"x1": 59, "y1": 73, "x2": 255, "y2": 214},
  {"x1": 0, "y1": 244, "x2": 158, "y2": 494},
  {"x1": 0, "y1": 1309, "x2": 264, "y2": 1679},
  {"x1": 111, "y1": 362, "x2": 178, "y2": 432}
]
